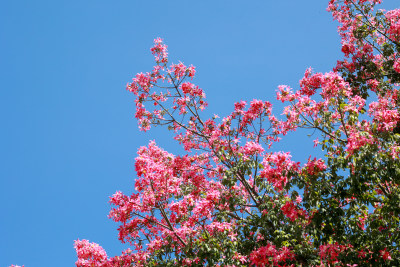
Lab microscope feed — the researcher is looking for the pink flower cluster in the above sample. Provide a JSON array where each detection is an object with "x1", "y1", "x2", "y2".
[
  {"x1": 368, "y1": 90, "x2": 400, "y2": 131},
  {"x1": 303, "y1": 157, "x2": 327, "y2": 176},
  {"x1": 74, "y1": 240, "x2": 143, "y2": 267},
  {"x1": 249, "y1": 243, "x2": 295, "y2": 266},
  {"x1": 260, "y1": 152, "x2": 300, "y2": 191},
  {"x1": 74, "y1": 239, "x2": 108, "y2": 267},
  {"x1": 319, "y1": 243, "x2": 346, "y2": 265},
  {"x1": 385, "y1": 9, "x2": 400, "y2": 42},
  {"x1": 394, "y1": 58, "x2": 400, "y2": 73},
  {"x1": 150, "y1": 37, "x2": 168, "y2": 63},
  {"x1": 281, "y1": 200, "x2": 302, "y2": 222},
  {"x1": 126, "y1": 38, "x2": 205, "y2": 131}
]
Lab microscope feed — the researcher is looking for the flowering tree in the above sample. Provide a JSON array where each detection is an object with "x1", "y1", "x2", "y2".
[{"x1": 74, "y1": 0, "x2": 400, "y2": 266}]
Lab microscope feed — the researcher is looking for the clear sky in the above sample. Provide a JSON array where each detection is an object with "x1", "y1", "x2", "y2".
[{"x1": 1, "y1": 0, "x2": 398, "y2": 266}]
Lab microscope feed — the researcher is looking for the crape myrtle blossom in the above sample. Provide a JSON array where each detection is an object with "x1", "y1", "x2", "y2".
[{"x1": 74, "y1": 0, "x2": 400, "y2": 265}]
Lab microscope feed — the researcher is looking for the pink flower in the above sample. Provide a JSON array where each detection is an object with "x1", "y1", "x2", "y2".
[
  {"x1": 233, "y1": 252, "x2": 247, "y2": 264},
  {"x1": 341, "y1": 42, "x2": 355, "y2": 56},
  {"x1": 74, "y1": 239, "x2": 109, "y2": 267},
  {"x1": 250, "y1": 243, "x2": 294, "y2": 266},
  {"x1": 380, "y1": 248, "x2": 392, "y2": 261},
  {"x1": 385, "y1": 9, "x2": 400, "y2": 42},
  {"x1": 303, "y1": 157, "x2": 327, "y2": 176},
  {"x1": 281, "y1": 201, "x2": 299, "y2": 221},
  {"x1": 187, "y1": 65, "x2": 196, "y2": 78},
  {"x1": 241, "y1": 141, "x2": 264, "y2": 156},
  {"x1": 150, "y1": 37, "x2": 168, "y2": 63},
  {"x1": 170, "y1": 62, "x2": 187, "y2": 79},
  {"x1": 319, "y1": 243, "x2": 346, "y2": 264},
  {"x1": 313, "y1": 138, "x2": 319, "y2": 147}
]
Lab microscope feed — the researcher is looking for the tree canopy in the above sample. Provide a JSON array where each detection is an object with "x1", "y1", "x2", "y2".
[{"x1": 75, "y1": 0, "x2": 400, "y2": 266}]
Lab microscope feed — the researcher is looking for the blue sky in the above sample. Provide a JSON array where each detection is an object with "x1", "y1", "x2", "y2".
[{"x1": 1, "y1": 0, "x2": 398, "y2": 266}]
